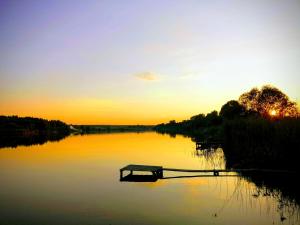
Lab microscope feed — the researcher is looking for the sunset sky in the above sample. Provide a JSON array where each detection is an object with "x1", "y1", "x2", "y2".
[{"x1": 1, "y1": 0, "x2": 300, "y2": 124}]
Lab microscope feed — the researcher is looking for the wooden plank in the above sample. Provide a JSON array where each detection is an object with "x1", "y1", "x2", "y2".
[
  {"x1": 163, "y1": 168, "x2": 295, "y2": 174},
  {"x1": 163, "y1": 168, "x2": 238, "y2": 172},
  {"x1": 120, "y1": 164, "x2": 162, "y2": 172}
]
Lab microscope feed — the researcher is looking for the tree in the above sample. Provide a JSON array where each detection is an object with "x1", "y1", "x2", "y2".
[
  {"x1": 220, "y1": 100, "x2": 245, "y2": 119},
  {"x1": 190, "y1": 113, "x2": 206, "y2": 127},
  {"x1": 169, "y1": 120, "x2": 176, "y2": 125},
  {"x1": 238, "y1": 85, "x2": 299, "y2": 118},
  {"x1": 205, "y1": 110, "x2": 222, "y2": 126},
  {"x1": 190, "y1": 113, "x2": 205, "y2": 121}
]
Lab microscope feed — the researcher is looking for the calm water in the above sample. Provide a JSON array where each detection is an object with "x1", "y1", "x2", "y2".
[{"x1": 0, "y1": 132, "x2": 298, "y2": 225}]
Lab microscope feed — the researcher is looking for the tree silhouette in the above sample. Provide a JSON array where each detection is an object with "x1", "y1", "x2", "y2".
[
  {"x1": 238, "y1": 85, "x2": 299, "y2": 118},
  {"x1": 220, "y1": 100, "x2": 245, "y2": 120}
]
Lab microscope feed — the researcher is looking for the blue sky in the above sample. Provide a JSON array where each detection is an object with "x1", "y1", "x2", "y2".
[{"x1": 1, "y1": 0, "x2": 300, "y2": 124}]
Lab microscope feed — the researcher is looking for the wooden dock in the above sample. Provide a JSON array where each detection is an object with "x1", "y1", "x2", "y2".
[
  {"x1": 120, "y1": 164, "x2": 294, "y2": 182},
  {"x1": 120, "y1": 164, "x2": 163, "y2": 181}
]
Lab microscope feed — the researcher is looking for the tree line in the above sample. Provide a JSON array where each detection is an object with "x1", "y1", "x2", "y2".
[
  {"x1": 154, "y1": 85, "x2": 300, "y2": 171},
  {"x1": 0, "y1": 116, "x2": 70, "y2": 135}
]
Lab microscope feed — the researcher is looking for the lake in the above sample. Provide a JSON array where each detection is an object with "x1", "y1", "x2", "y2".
[{"x1": 0, "y1": 132, "x2": 298, "y2": 225}]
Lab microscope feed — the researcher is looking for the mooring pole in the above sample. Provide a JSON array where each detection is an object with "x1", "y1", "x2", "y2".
[{"x1": 120, "y1": 170, "x2": 123, "y2": 180}]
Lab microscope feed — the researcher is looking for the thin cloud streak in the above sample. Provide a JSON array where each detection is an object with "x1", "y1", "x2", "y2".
[{"x1": 134, "y1": 72, "x2": 159, "y2": 81}]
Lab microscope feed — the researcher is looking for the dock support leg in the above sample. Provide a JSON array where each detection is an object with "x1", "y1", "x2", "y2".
[
  {"x1": 153, "y1": 170, "x2": 163, "y2": 179},
  {"x1": 120, "y1": 170, "x2": 123, "y2": 180},
  {"x1": 159, "y1": 170, "x2": 163, "y2": 179}
]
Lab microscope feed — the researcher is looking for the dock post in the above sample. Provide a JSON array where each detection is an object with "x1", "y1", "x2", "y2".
[
  {"x1": 213, "y1": 170, "x2": 219, "y2": 176},
  {"x1": 152, "y1": 171, "x2": 157, "y2": 177},
  {"x1": 120, "y1": 170, "x2": 123, "y2": 180},
  {"x1": 159, "y1": 169, "x2": 163, "y2": 178}
]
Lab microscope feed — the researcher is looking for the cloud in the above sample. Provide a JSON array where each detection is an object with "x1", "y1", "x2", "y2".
[
  {"x1": 134, "y1": 72, "x2": 159, "y2": 81},
  {"x1": 179, "y1": 71, "x2": 202, "y2": 79}
]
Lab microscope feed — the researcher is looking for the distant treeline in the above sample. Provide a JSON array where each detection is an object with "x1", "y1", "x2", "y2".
[
  {"x1": 0, "y1": 116, "x2": 70, "y2": 135},
  {"x1": 154, "y1": 110, "x2": 223, "y2": 142},
  {"x1": 0, "y1": 116, "x2": 70, "y2": 148},
  {"x1": 73, "y1": 125, "x2": 153, "y2": 134},
  {"x1": 154, "y1": 85, "x2": 300, "y2": 171}
]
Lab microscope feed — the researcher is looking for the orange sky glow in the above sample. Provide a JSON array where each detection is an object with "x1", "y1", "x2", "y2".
[{"x1": 1, "y1": 1, "x2": 300, "y2": 124}]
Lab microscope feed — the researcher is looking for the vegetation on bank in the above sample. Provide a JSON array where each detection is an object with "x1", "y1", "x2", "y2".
[
  {"x1": 223, "y1": 117, "x2": 300, "y2": 170},
  {"x1": 0, "y1": 116, "x2": 70, "y2": 148},
  {"x1": 0, "y1": 115, "x2": 70, "y2": 135},
  {"x1": 154, "y1": 110, "x2": 223, "y2": 142},
  {"x1": 0, "y1": 116, "x2": 153, "y2": 147},
  {"x1": 154, "y1": 85, "x2": 300, "y2": 171},
  {"x1": 73, "y1": 125, "x2": 153, "y2": 134}
]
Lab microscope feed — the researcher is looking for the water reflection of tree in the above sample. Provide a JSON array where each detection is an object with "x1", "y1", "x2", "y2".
[
  {"x1": 210, "y1": 176, "x2": 299, "y2": 224},
  {"x1": 242, "y1": 174, "x2": 300, "y2": 223},
  {"x1": 0, "y1": 132, "x2": 69, "y2": 148},
  {"x1": 193, "y1": 146, "x2": 299, "y2": 223},
  {"x1": 193, "y1": 147, "x2": 226, "y2": 169}
]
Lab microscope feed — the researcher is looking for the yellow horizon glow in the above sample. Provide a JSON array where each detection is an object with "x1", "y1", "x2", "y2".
[
  {"x1": 1, "y1": 95, "x2": 299, "y2": 125},
  {"x1": 0, "y1": 97, "x2": 217, "y2": 125}
]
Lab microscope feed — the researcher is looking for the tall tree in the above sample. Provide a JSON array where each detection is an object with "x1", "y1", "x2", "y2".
[{"x1": 238, "y1": 85, "x2": 299, "y2": 118}]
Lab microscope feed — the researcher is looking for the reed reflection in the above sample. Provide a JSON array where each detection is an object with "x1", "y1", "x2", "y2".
[{"x1": 0, "y1": 132, "x2": 299, "y2": 225}]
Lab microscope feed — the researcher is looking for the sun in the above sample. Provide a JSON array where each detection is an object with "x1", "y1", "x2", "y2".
[{"x1": 269, "y1": 109, "x2": 277, "y2": 117}]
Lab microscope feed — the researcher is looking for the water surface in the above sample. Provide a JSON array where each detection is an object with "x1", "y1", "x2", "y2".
[{"x1": 0, "y1": 132, "x2": 298, "y2": 225}]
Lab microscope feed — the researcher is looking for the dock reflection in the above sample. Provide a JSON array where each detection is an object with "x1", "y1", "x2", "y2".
[
  {"x1": 120, "y1": 173, "x2": 238, "y2": 182},
  {"x1": 120, "y1": 174, "x2": 159, "y2": 182}
]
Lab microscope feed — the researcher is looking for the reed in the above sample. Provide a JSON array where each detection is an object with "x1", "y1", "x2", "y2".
[{"x1": 223, "y1": 117, "x2": 300, "y2": 171}]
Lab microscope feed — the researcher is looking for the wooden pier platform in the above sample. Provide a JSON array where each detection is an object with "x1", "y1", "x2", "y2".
[
  {"x1": 120, "y1": 164, "x2": 163, "y2": 181},
  {"x1": 120, "y1": 164, "x2": 294, "y2": 182}
]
